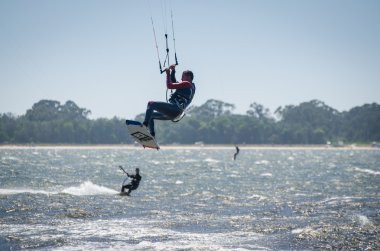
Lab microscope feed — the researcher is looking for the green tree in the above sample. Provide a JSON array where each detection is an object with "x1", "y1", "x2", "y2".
[
  {"x1": 342, "y1": 103, "x2": 380, "y2": 142},
  {"x1": 190, "y1": 99, "x2": 235, "y2": 119},
  {"x1": 25, "y1": 100, "x2": 62, "y2": 121},
  {"x1": 1, "y1": 99, "x2": 379, "y2": 145},
  {"x1": 275, "y1": 100, "x2": 342, "y2": 144}
]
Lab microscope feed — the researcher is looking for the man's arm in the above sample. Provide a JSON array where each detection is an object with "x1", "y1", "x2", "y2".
[
  {"x1": 166, "y1": 67, "x2": 192, "y2": 89},
  {"x1": 170, "y1": 69, "x2": 177, "y2": 83},
  {"x1": 166, "y1": 65, "x2": 176, "y2": 87}
]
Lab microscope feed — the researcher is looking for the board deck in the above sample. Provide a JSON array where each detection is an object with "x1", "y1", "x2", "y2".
[{"x1": 125, "y1": 120, "x2": 160, "y2": 149}]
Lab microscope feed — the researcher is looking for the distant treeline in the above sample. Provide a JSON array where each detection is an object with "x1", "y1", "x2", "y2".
[{"x1": 1, "y1": 99, "x2": 379, "y2": 144}]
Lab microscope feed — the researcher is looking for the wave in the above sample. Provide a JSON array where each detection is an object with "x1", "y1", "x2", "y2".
[
  {"x1": 319, "y1": 196, "x2": 363, "y2": 205},
  {"x1": 4, "y1": 217, "x2": 266, "y2": 250},
  {"x1": 0, "y1": 188, "x2": 55, "y2": 195},
  {"x1": 0, "y1": 181, "x2": 118, "y2": 196},
  {"x1": 355, "y1": 214, "x2": 373, "y2": 226}
]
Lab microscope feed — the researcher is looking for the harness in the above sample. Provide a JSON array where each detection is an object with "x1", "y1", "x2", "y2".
[{"x1": 168, "y1": 83, "x2": 196, "y2": 122}]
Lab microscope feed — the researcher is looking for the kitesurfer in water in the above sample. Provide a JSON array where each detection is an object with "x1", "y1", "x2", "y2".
[
  {"x1": 233, "y1": 145, "x2": 240, "y2": 160},
  {"x1": 142, "y1": 64, "x2": 196, "y2": 138},
  {"x1": 121, "y1": 168, "x2": 141, "y2": 196}
]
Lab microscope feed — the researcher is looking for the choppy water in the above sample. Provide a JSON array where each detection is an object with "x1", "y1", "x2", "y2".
[{"x1": 0, "y1": 146, "x2": 379, "y2": 250}]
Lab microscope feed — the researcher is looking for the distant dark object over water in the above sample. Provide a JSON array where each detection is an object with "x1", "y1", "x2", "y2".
[{"x1": 233, "y1": 145, "x2": 240, "y2": 160}]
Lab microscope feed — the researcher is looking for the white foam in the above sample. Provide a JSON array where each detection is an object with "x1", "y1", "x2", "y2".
[
  {"x1": 0, "y1": 182, "x2": 119, "y2": 196},
  {"x1": 61, "y1": 181, "x2": 118, "y2": 196}
]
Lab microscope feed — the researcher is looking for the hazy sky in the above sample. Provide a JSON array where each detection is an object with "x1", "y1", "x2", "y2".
[{"x1": 1, "y1": 0, "x2": 379, "y2": 119}]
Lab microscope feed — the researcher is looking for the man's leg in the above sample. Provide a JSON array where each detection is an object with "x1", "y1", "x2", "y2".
[
  {"x1": 143, "y1": 101, "x2": 182, "y2": 135},
  {"x1": 126, "y1": 185, "x2": 138, "y2": 196},
  {"x1": 121, "y1": 184, "x2": 132, "y2": 193},
  {"x1": 143, "y1": 101, "x2": 156, "y2": 127}
]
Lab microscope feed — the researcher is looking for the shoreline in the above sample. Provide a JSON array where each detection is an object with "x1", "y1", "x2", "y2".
[{"x1": 0, "y1": 143, "x2": 378, "y2": 150}]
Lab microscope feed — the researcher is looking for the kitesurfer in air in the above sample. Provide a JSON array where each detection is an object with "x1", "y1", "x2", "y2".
[
  {"x1": 121, "y1": 168, "x2": 141, "y2": 196},
  {"x1": 142, "y1": 64, "x2": 196, "y2": 137}
]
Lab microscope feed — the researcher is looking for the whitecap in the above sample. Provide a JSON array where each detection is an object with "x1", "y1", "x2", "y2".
[
  {"x1": 260, "y1": 172, "x2": 273, "y2": 177},
  {"x1": 247, "y1": 194, "x2": 267, "y2": 201},
  {"x1": 1, "y1": 156, "x2": 20, "y2": 161},
  {"x1": 183, "y1": 159, "x2": 197, "y2": 163},
  {"x1": 355, "y1": 215, "x2": 372, "y2": 226},
  {"x1": 212, "y1": 168, "x2": 223, "y2": 172},
  {"x1": 291, "y1": 228, "x2": 304, "y2": 234},
  {"x1": 175, "y1": 180, "x2": 183, "y2": 185},
  {"x1": 353, "y1": 167, "x2": 380, "y2": 175},
  {"x1": 320, "y1": 196, "x2": 356, "y2": 205},
  {"x1": 255, "y1": 160, "x2": 269, "y2": 165},
  {"x1": 291, "y1": 227, "x2": 318, "y2": 237},
  {"x1": 204, "y1": 158, "x2": 219, "y2": 163}
]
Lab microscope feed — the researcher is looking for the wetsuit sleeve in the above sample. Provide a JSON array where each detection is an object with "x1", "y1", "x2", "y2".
[{"x1": 167, "y1": 81, "x2": 193, "y2": 89}]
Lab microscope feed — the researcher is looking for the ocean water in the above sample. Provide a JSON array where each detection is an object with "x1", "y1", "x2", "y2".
[{"x1": 0, "y1": 146, "x2": 379, "y2": 250}]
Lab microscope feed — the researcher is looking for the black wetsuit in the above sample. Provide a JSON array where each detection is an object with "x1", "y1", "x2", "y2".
[
  {"x1": 143, "y1": 70, "x2": 196, "y2": 137},
  {"x1": 121, "y1": 173, "x2": 141, "y2": 195}
]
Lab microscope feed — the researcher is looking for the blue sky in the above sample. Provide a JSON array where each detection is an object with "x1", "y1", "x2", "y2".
[{"x1": 1, "y1": 0, "x2": 379, "y2": 119}]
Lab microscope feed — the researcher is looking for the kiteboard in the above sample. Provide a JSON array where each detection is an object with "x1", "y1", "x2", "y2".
[
  {"x1": 125, "y1": 120, "x2": 159, "y2": 149},
  {"x1": 119, "y1": 192, "x2": 130, "y2": 196}
]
